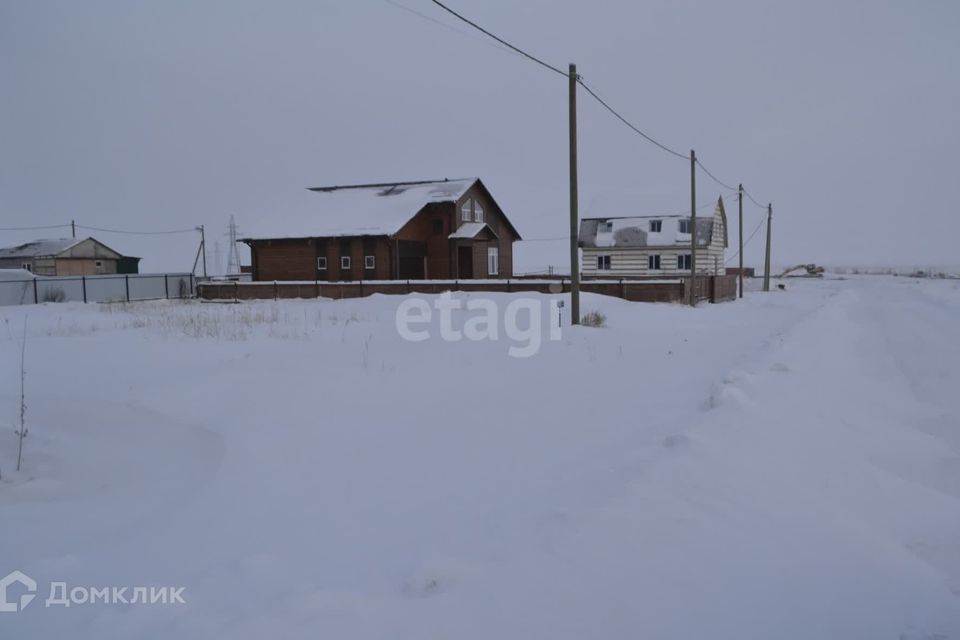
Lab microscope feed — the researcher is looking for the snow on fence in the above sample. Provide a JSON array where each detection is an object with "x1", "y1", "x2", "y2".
[{"x1": 0, "y1": 273, "x2": 195, "y2": 306}]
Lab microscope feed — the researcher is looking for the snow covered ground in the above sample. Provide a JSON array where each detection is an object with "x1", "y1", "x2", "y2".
[{"x1": 1, "y1": 276, "x2": 959, "y2": 639}]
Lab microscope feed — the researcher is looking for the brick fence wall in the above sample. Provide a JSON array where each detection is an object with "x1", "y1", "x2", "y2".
[{"x1": 199, "y1": 275, "x2": 738, "y2": 305}]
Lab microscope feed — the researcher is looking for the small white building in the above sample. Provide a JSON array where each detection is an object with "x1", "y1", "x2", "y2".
[{"x1": 579, "y1": 197, "x2": 728, "y2": 277}]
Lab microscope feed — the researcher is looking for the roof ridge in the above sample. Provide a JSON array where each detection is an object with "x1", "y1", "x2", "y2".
[{"x1": 308, "y1": 177, "x2": 476, "y2": 193}]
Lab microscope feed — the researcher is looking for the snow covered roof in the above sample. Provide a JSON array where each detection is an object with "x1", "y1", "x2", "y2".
[
  {"x1": 449, "y1": 222, "x2": 498, "y2": 239},
  {"x1": 0, "y1": 238, "x2": 83, "y2": 258},
  {"x1": 243, "y1": 178, "x2": 478, "y2": 240},
  {"x1": 579, "y1": 199, "x2": 724, "y2": 249}
]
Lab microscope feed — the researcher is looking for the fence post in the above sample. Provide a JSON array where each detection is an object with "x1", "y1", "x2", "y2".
[
  {"x1": 619, "y1": 278, "x2": 624, "y2": 299},
  {"x1": 234, "y1": 281, "x2": 239, "y2": 303},
  {"x1": 125, "y1": 274, "x2": 130, "y2": 302},
  {"x1": 507, "y1": 278, "x2": 511, "y2": 293},
  {"x1": 164, "y1": 274, "x2": 169, "y2": 299},
  {"x1": 407, "y1": 279, "x2": 411, "y2": 294},
  {"x1": 33, "y1": 277, "x2": 38, "y2": 304},
  {"x1": 274, "y1": 280, "x2": 279, "y2": 300},
  {"x1": 315, "y1": 278, "x2": 319, "y2": 299},
  {"x1": 359, "y1": 277, "x2": 363, "y2": 298}
]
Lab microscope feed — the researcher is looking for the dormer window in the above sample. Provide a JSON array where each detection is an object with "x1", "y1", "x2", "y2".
[
  {"x1": 649, "y1": 220, "x2": 662, "y2": 233},
  {"x1": 473, "y1": 202, "x2": 484, "y2": 223},
  {"x1": 461, "y1": 199, "x2": 473, "y2": 222},
  {"x1": 678, "y1": 219, "x2": 691, "y2": 234},
  {"x1": 598, "y1": 221, "x2": 613, "y2": 233}
]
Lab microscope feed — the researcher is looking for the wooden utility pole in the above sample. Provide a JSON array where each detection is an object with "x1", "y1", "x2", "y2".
[
  {"x1": 763, "y1": 203, "x2": 772, "y2": 291},
  {"x1": 689, "y1": 149, "x2": 697, "y2": 307},
  {"x1": 200, "y1": 225, "x2": 208, "y2": 278},
  {"x1": 569, "y1": 63, "x2": 580, "y2": 325},
  {"x1": 738, "y1": 184, "x2": 744, "y2": 298},
  {"x1": 71, "y1": 219, "x2": 76, "y2": 238}
]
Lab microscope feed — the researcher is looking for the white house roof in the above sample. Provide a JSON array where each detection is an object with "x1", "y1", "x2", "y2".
[
  {"x1": 243, "y1": 178, "x2": 477, "y2": 240},
  {"x1": 0, "y1": 238, "x2": 84, "y2": 259},
  {"x1": 579, "y1": 199, "x2": 724, "y2": 249}
]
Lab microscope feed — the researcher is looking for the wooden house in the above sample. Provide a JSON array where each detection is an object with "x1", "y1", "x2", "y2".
[{"x1": 0, "y1": 237, "x2": 140, "y2": 276}]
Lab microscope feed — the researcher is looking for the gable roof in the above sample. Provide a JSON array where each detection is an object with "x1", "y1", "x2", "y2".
[
  {"x1": 579, "y1": 197, "x2": 726, "y2": 250},
  {"x1": 449, "y1": 221, "x2": 498, "y2": 240},
  {"x1": 0, "y1": 238, "x2": 84, "y2": 259},
  {"x1": 243, "y1": 178, "x2": 478, "y2": 240}
]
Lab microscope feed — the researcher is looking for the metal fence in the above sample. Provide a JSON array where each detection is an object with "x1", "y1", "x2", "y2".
[{"x1": 0, "y1": 273, "x2": 195, "y2": 306}]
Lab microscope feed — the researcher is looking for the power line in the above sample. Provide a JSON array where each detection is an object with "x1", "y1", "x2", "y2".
[
  {"x1": 577, "y1": 78, "x2": 690, "y2": 161},
  {"x1": 726, "y1": 217, "x2": 766, "y2": 264},
  {"x1": 695, "y1": 158, "x2": 738, "y2": 192},
  {"x1": 382, "y1": 0, "x2": 471, "y2": 38},
  {"x1": 0, "y1": 223, "x2": 72, "y2": 232},
  {"x1": 742, "y1": 187, "x2": 767, "y2": 209},
  {"x1": 429, "y1": 0, "x2": 567, "y2": 77},
  {"x1": 75, "y1": 224, "x2": 198, "y2": 236}
]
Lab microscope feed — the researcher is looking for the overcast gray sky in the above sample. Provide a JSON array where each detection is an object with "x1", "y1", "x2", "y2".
[{"x1": 2, "y1": 0, "x2": 958, "y2": 273}]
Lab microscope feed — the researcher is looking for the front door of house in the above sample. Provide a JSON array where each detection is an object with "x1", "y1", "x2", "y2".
[{"x1": 458, "y1": 245, "x2": 473, "y2": 279}]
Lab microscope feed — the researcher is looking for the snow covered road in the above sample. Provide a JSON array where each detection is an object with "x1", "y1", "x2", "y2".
[{"x1": 1, "y1": 276, "x2": 959, "y2": 638}]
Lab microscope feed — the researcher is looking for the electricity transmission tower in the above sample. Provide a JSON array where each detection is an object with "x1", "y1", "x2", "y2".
[{"x1": 225, "y1": 215, "x2": 242, "y2": 275}]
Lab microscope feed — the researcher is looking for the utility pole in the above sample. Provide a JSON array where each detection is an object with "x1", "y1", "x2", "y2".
[
  {"x1": 569, "y1": 62, "x2": 580, "y2": 325},
  {"x1": 197, "y1": 225, "x2": 208, "y2": 278},
  {"x1": 689, "y1": 149, "x2": 697, "y2": 307},
  {"x1": 763, "y1": 203, "x2": 772, "y2": 292},
  {"x1": 71, "y1": 220, "x2": 76, "y2": 238},
  {"x1": 738, "y1": 184, "x2": 744, "y2": 298}
]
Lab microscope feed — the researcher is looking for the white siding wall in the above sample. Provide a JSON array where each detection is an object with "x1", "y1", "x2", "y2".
[{"x1": 582, "y1": 207, "x2": 726, "y2": 276}]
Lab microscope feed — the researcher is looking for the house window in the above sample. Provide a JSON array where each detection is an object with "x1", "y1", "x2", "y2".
[
  {"x1": 461, "y1": 199, "x2": 473, "y2": 222},
  {"x1": 364, "y1": 255, "x2": 376, "y2": 270},
  {"x1": 649, "y1": 220, "x2": 662, "y2": 233},
  {"x1": 678, "y1": 219, "x2": 691, "y2": 234},
  {"x1": 648, "y1": 255, "x2": 661, "y2": 270},
  {"x1": 473, "y1": 202, "x2": 485, "y2": 223},
  {"x1": 487, "y1": 246, "x2": 499, "y2": 276},
  {"x1": 598, "y1": 221, "x2": 613, "y2": 233},
  {"x1": 317, "y1": 257, "x2": 327, "y2": 271},
  {"x1": 678, "y1": 254, "x2": 692, "y2": 270},
  {"x1": 597, "y1": 255, "x2": 611, "y2": 271},
  {"x1": 95, "y1": 260, "x2": 105, "y2": 274},
  {"x1": 21, "y1": 262, "x2": 32, "y2": 272},
  {"x1": 341, "y1": 256, "x2": 351, "y2": 270}
]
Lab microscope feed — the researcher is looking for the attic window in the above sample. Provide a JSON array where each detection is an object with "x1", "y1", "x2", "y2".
[
  {"x1": 678, "y1": 219, "x2": 691, "y2": 234},
  {"x1": 461, "y1": 199, "x2": 473, "y2": 222},
  {"x1": 649, "y1": 220, "x2": 662, "y2": 233},
  {"x1": 473, "y1": 202, "x2": 484, "y2": 223},
  {"x1": 598, "y1": 221, "x2": 613, "y2": 233}
]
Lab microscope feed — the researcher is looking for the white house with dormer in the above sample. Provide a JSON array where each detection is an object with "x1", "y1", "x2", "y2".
[{"x1": 579, "y1": 196, "x2": 728, "y2": 276}]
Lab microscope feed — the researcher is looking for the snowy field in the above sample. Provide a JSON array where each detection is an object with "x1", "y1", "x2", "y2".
[{"x1": 1, "y1": 276, "x2": 959, "y2": 639}]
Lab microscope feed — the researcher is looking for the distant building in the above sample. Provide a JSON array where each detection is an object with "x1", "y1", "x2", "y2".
[
  {"x1": 0, "y1": 237, "x2": 140, "y2": 276},
  {"x1": 242, "y1": 178, "x2": 521, "y2": 281},
  {"x1": 579, "y1": 197, "x2": 728, "y2": 277},
  {"x1": 726, "y1": 266, "x2": 755, "y2": 277}
]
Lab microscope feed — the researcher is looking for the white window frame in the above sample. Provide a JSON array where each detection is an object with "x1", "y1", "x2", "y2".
[
  {"x1": 487, "y1": 246, "x2": 499, "y2": 276},
  {"x1": 341, "y1": 256, "x2": 351, "y2": 270},
  {"x1": 461, "y1": 199, "x2": 473, "y2": 222},
  {"x1": 678, "y1": 254, "x2": 692, "y2": 270},
  {"x1": 649, "y1": 220, "x2": 662, "y2": 233},
  {"x1": 597, "y1": 255, "x2": 611, "y2": 271},
  {"x1": 648, "y1": 254, "x2": 661, "y2": 270},
  {"x1": 21, "y1": 262, "x2": 32, "y2": 272},
  {"x1": 473, "y1": 202, "x2": 485, "y2": 223},
  {"x1": 317, "y1": 257, "x2": 327, "y2": 271},
  {"x1": 598, "y1": 221, "x2": 613, "y2": 233},
  {"x1": 678, "y1": 219, "x2": 691, "y2": 234},
  {"x1": 364, "y1": 255, "x2": 375, "y2": 270}
]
